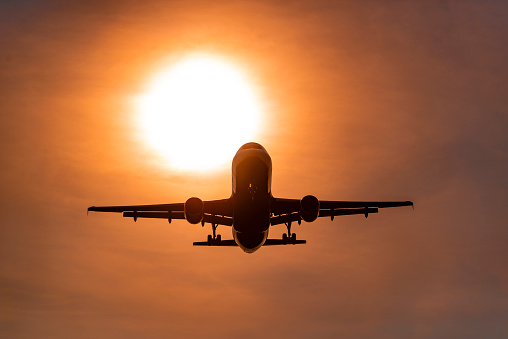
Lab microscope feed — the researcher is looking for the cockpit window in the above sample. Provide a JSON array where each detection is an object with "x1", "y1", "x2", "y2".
[{"x1": 240, "y1": 142, "x2": 265, "y2": 151}]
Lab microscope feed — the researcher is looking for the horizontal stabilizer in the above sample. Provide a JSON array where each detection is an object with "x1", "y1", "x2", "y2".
[
  {"x1": 264, "y1": 238, "x2": 306, "y2": 245},
  {"x1": 193, "y1": 238, "x2": 307, "y2": 246}
]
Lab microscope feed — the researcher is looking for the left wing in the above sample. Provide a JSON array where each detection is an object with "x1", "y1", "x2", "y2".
[
  {"x1": 270, "y1": 197, "x2": 413, "y2": 226},
  {"x1": 88, "y1": 199, "x2": 233, "y2": 226}
]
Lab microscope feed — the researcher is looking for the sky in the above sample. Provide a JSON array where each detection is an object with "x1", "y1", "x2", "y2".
[{"x1": 1, "y1": 0, "x2": 508, "y2": 338}]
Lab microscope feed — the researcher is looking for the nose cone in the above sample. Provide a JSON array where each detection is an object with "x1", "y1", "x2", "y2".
[{"x1": 233, "y1": 230, "x2": 268, "y2": 253}]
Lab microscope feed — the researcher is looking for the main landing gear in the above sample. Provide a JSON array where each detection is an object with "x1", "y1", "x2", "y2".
[
  {"x1": 283, "y1": 220, "x2": 297, "y2": 243},
  {"x1": 203, "y1": 222, "x2": 221, "y2": 245}
]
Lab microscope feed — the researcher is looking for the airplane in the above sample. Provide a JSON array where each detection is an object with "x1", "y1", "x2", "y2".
[{"x1": 88, "y1": 142, "x2": 413, "y2": 253}]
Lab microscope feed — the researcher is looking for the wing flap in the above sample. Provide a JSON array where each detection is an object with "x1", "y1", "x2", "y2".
[
  {"x1": 271, "y1": 198, "x2": 412, "y2": 217},
  {"x1": 270, "y1": 212, "x2": 301, "y2": 226},
  {"x1": 319, "y1": 207, "x2": 378, "y2": 217},
  {"x1": 121, "y1": 211, "x2": 233, "y2": 226},
  {"x1": 123, "y1": 211, "x2": 185, "y2": 220},
  {"x1": 270, "y1": 207, "x2": 380, "y2": 225},
  {"x1": 202, "y1": 214, "x2": 233, "y2": 226}
]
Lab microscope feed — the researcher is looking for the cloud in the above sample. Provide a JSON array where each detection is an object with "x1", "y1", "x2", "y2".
[{"x1": 1, "y1": 1, "x2": 508, "y2": 338}]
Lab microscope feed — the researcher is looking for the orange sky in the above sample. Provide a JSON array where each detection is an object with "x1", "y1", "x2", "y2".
[{"x1": 1, "y1": 1, "x2": 508, "y2": 338}]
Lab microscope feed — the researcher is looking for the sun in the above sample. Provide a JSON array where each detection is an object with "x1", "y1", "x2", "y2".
[{"x1": 136, "y1": 55, "x2": 262, "y2": 171}]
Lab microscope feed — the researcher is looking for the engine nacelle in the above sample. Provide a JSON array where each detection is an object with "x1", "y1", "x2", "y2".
[
  {"x1": 185, "y1": 197, "x2": 204, "y2": 224},
  {"x1": 300, "y1": 195, "x2": 320, "y2": 222}
]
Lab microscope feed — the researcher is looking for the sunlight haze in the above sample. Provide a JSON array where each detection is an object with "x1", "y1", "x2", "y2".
[{"x1": 137, "y1": 55, "x2": 262, "y2": 171}]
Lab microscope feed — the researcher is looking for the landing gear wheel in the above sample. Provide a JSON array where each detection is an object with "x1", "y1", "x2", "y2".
[
  {"x1": 216, "y1": 234, "x2": 221, "y2": 242},
  {"x1": 291, "y1": 233, "x2": 296, "y2": 242},
  {"x1": 282, "y1": 233, "x2": 288, "y2": 241},
  {"x1": 207, "y1": 234, "x2": 212, "y2": 244}
]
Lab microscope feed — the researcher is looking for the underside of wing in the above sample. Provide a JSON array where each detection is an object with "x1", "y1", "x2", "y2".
[
  {"x1": 270, "y1": 196, "x2": 413, "y2": 225},
  {"x1": 88, "y1": 198, "x2": 233, "y2": 226}
]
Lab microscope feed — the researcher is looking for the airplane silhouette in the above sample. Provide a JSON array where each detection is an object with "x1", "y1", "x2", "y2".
[{"x1": 88, "y1": 142, "x2": 413, "y2": 253}]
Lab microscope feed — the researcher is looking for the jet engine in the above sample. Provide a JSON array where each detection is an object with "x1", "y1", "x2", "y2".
[
  {"x1": 300, "y1": 195, "x2": 320, "y2": 222},
  {"x1": 185, "y1": 197, "x2": 204, "y2": 224}
]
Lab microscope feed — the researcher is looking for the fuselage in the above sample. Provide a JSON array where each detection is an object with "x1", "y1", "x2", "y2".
[{"x1": 231, "y1": 142, "x2": 272, "y2": 253}]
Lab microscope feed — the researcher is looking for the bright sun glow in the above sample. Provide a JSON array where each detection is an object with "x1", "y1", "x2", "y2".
[{"x1": 137, "y1": 55, "x2": 262, "y2": 171}]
